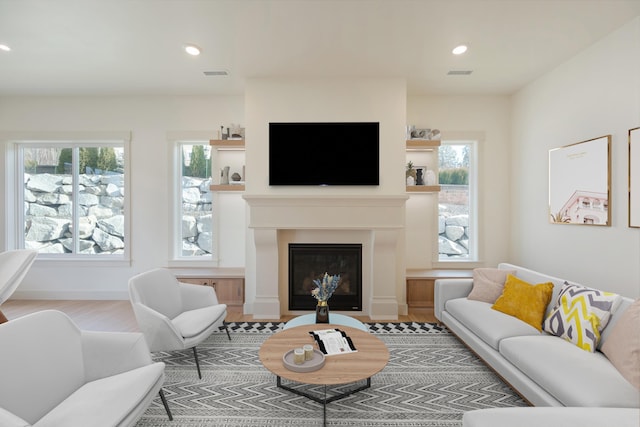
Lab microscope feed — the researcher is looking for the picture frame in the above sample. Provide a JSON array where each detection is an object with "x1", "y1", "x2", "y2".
[
  {"x1": 630, "y1": 127, "x2": 640, "y2": 228},
  {"x1": 406, "y1": 125, "x2": 431, "y2": 140},
  {"x1": 548, "y1": 135, "x2": 611, "y2": 226}
]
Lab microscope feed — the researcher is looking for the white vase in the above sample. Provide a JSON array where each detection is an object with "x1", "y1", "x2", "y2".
[{"x1": 221, "y1": 166, "x2": 230, "y2": 184}]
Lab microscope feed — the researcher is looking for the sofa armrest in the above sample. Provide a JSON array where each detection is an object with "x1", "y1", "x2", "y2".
[
  {"x1": 81, "y1": 331, "x2": 153, "y2": 382},
  {"x1": 179, "y1": 281, "x2": 219, "y2": 310},
  {"x1": 0, "y1": 408, "x2": 30, "y2": 427},
  {"x1": 434, "y1": 278, "x2": 473, "y2": 321}
]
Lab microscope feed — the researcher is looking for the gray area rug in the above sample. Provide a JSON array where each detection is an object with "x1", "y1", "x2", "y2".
[{"x1": 135, "y1": 323, "x2": 527, "y2": 426}]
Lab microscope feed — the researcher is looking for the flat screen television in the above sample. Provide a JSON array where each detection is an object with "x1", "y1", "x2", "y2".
[{"x1": 269, "y1": 122, "x2": 379, "y2": 186}]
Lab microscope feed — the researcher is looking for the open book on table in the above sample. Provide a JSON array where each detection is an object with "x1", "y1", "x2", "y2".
[{"x1": 309, "y1": 328, "x2": 358, "y2": 356}]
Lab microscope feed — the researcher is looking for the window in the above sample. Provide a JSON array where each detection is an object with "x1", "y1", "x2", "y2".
[
  {"x1": 438, "y1": 141, "x2": 477, "y2": 261},
  {"x1": 174, "y1": 142, "x2": 213, "y2": 258},
  {"x1": 15, "y1": 141, "x2": 127, "y2": 257}
]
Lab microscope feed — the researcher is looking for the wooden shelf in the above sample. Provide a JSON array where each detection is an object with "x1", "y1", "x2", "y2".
[
  {"x1": 210, "y1": 139, "x2": 244, "y2": 148},
  {"x1": 210, "y1": 139, "x2": 245, "y2": 191},
  {"x1": 210, "y1": 184, "x2": 245, "y2": 191},
  {"x1": 406, "y1": 185, "x2": 441, "y2": 192},
  {"x1": 406, "y1": 140, "x2": 441, "y2": 150}
]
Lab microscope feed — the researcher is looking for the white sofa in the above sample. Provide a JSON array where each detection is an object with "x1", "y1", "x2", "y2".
[
  {"x1": 434, "y1": 263, "x2": 639, "y2": 424},
  {"x1": 0, "y1": 310, "x2": 170, "y2": 427}
]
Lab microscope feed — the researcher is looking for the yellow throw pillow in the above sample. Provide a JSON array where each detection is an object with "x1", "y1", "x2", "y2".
[{"x1": 491, "y1": 274, "x2": 554, "y2": 331}]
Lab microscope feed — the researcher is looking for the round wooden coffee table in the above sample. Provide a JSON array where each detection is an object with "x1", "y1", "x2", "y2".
[{"x1": 259, "y1": 324, "x2": 389, "y2": 425}]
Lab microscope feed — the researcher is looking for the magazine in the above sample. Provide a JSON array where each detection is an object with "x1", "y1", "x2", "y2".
[{"x1": 309, "y1": 328, "x2": 357, "y2": 355}]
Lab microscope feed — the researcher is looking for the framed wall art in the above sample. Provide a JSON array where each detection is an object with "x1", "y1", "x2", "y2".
[
  {"x1": 630, "y1": 127, "x2": 640, "y2": 228},
  {"x1": 548, "y1": 135, "x2": 611, "y2": 226}
]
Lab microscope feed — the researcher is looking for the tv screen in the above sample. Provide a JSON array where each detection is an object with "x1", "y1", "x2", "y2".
[{"x1": 269, "y1": 122, "x2": 380, "y2": 186}]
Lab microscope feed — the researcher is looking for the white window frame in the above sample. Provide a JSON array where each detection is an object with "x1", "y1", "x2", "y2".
[
  {"x1": 3, "y1": 132, "x2": 131, "y2": 265},
  {"x1": 169, "y1": 135, "x2": 216, "y2": 266},
  {"x1": 434, "y1": 139, "x2": 479, "y2": 266}
]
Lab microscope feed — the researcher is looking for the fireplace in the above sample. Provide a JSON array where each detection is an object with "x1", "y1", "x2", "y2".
[{"x1": 288, "y1": 243, "x2": 362, "y2": 311}]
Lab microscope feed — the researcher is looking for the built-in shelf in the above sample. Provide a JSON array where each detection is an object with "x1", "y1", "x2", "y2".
[
  {"x1": 210, "y1": 184, "x2": 245, "y2": 191},
  {"x1": 406, "y1": 139, "x2": 441, "y2": 150},
  {"x1": 210, "y1": 139, "x2": 245, "y2": 192},
  {"x1": 209, "y1": 139, "x2": 245, "y2": 149},
  {"x1": 406, "y1": 139, "x2": 440, "y2": 192},
  {"x1": 406, "y1": 185, "x2": 441, "y2": 192}
]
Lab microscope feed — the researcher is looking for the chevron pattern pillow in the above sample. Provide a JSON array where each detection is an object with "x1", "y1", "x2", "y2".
[{"x1": 543, "y1": 281, "x2": 622, "y2": 352}]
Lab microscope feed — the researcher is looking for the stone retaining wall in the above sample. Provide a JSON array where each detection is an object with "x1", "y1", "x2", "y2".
[{"x1": 23, "y1": 173, "x2": 212, "y2": 255}]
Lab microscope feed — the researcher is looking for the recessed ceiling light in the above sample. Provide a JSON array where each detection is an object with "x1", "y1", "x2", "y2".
[
  {"x1": 184, "y1": 44, "x2": 201, "y2": 56},
  {"x1": 0, "y1": 44, "x2": 11, "y2": 52},
  {"x1": 452, "y1": 45, "x2": 468, "y2": 55}
]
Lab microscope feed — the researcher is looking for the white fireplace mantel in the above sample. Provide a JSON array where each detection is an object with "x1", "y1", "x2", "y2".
[
  {"x1": 244, "y1": 194, "x2": 409, "y2": 230},
  {"x1": 243, "y1": 194, "x2": 409, "y2": 320}
]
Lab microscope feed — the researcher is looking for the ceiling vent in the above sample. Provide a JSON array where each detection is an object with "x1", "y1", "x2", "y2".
[
  {"x1": 447, "y1": 70, "x2": 473, "y2": 75},
  {"x1": 203, "y1": 70, "x2": 229, "y2": 76}
]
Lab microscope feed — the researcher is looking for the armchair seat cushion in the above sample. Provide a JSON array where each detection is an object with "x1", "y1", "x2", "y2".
[
  {"x1": 35, "y1": 363, "x2": 165, "y2": 427},
  {"x1": 172, "y1": 304, "x2": 227, "y2": 338}
]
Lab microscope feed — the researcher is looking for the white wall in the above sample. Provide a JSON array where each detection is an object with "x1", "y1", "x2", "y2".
[
  {"x1": 406, "y1": 95, "x2": 512, "y2": 269},
  {"x1": 510, "y1": 17, "x2": 640, "y2": 298},
  {"x1": 0, "y1": 95, "x2": 244, "y2": 298},
  {"x1": 244, "y1": 77, "x2": 407, "y2": 196}
]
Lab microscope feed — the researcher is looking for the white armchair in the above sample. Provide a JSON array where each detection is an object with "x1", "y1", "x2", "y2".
[
  {"x1": 128, "y1": 268, "x2": 231, "y2": 379},
  {"x1": 0, "y1": 310, "x2": 171, "y2": 427},
  {"x1": 0, "y1": 249, "x2": 38, "y2": 323}
]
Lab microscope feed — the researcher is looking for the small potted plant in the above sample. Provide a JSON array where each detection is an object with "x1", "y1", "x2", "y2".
[{"x1": 406, "y1": 161, "x2": 417, "y2": 185}]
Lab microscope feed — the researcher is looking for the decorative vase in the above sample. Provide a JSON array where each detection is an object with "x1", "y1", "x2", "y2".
[
  {"x1": 415, "y1": 168, "x2": 424, "y2": 185},
  {"x1": 220, "y1": 166, "x2": 230, "y2": 184},
  {"x1": 315, "y1": 300, "x2": 329, "y2": 323}
]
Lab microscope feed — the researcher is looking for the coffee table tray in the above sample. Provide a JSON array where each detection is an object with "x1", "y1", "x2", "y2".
[{"x1": 283, "y1": 349, "x2": 325, "y2": 372}]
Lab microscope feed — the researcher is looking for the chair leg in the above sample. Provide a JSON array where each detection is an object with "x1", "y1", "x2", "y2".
[
  {"x1": 223, "y1": 321, "x2": 231, "y2": 340},
  {"x1": 158, "y1": 389, "x2": 173, "y2": 421},
  {"x1": 193, "y1": 346, "x2": 202, "y2": 379}
]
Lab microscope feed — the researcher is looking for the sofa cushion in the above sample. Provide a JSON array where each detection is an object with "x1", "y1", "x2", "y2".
[
  {"x1": 499, "y1": 335, "x2": 640, "y2": 407},
  {"x1": 601, "y1": 299, "x2": 640, "y2": 390},
  {"x1": 467, "y1": 268, "x2": 517, "y2": 303},
  {"x1": 445, "y1": 298, "x2": 541, "y2": 351},
  {"x1": 35, "y1": 363, "x2": 165, "y2": 427},
  {"x1": 491, "y1": 275, "x2": 554, "y2": 331},
  {"x1": 543, "y1": 281, "x2": 622, "y2": 352}
]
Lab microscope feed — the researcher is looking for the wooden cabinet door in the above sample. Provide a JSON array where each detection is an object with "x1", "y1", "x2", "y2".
[
  {"x1": 406, "y1": 279, "x2": 435, "y2": 308},
  {"x1": 211, "y1": 278, "x2": 244, "y2": 306}
]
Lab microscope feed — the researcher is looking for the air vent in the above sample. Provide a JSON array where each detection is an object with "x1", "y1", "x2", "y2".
[
  {"x1": 203, "y1": 70, "x2": 229, "y2": 76},
  {"x1": 447, "y1": 70, "x2": 473, "y2": 75}
]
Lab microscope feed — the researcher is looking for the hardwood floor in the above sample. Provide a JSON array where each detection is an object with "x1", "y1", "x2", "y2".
[{"x1": 1, "y1": 300, "x2": 437, "y2": 332}]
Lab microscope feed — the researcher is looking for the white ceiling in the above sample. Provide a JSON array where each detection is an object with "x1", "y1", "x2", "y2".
[{"x1": 1, "y1": 0, "x2": 639, "y2": 97}]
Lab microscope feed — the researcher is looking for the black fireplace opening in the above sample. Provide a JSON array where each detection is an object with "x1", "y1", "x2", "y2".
[{"x1": 288, "y1": 243, "x2": 362, "y2": 311}]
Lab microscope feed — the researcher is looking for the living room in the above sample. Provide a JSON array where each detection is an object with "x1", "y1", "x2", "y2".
[
  {"x1": 1, "y1": 10, "x2": 638, "y2": 311},
  {"x1": 0, "y1": 2, "x2": 639, "y2": 424}
]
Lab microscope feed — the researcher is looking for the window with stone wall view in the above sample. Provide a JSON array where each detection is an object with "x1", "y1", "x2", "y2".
[
  {"x1": 179, "y1": 143, "x2": 213, "y2": 257},
  {"x1": 438, "y1": 142, "x2": 475, "y2": 260},
  {"x1": 21, "y1": 144, "x2": 125, "y2": 255}
]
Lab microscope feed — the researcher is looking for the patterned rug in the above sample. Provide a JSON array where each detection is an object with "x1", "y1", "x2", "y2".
[{"x1": 135, "y1": 323, "x2": 527, "y2": 426}]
